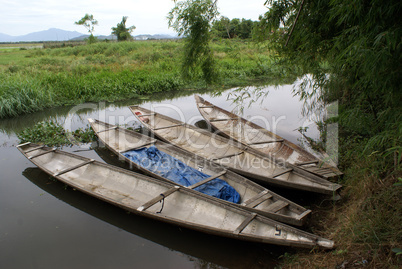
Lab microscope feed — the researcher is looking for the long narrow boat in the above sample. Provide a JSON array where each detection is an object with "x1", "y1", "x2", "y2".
[
  {"x1": 129, "y1": 106, "x2": 341, "y2": 196},
  {"x1": 88, "y1": 118, "x2": 311, "y2": 226},
  {"x1": 194, "y1": 95, "x2": 343, "y2": 179},
  {"x1": 17, "y1": 142, "x2": 334, "y2": 249}
]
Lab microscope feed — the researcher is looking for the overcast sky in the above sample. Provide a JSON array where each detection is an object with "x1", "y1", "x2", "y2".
[{"x1": 1, "y1": 0, "x2": 268, "y2": 36}]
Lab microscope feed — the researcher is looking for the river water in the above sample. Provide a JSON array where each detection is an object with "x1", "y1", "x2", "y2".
[{"x1": 0, "y1": 83, "x2": 322, "y2": 268}]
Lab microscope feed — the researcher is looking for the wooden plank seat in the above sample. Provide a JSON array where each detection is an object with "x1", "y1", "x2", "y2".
[
  {"x1": 270, "y1": 168, "x2": 293, "y2": 178},
  {"x1": 233, "y1": 213, "x2": 257, "y2": 235},
  {"x1": 96, "y1": 126, "x2": 118, "y2": 134},
  {"x1": 137, "y1": 113, "x2": 156, "y2": 117},
  {"x1": 118, "y1": 140, "x2": 157, "y2": 153},
  {"x1": 265, "y1": 200, "x2": 289, "y2": 213},
  {"x1": 248, "y1": 140, "x2": 284, "y2": 145},
  {"x1": 154, "y1": 123, "x2": 184, "y2": 131},
  {"x1": 53, "y1": 159, "x2": 95, "y2": 177},
  {"x1": 198, "y1": 105, "x2": 215, "y2": 108},
  {"x1": 137, "y1": 186, "x2": 180, "y2": 212},
  {"x1": 28, "y1": 148, "x2": 56, "y2": 159},
  {"x1": 210, "y1": 151, "x2": 244, "y2": 161},
  {"x1": 188, "y1": 170, "x2": 227, "y2": 189},
  {"x1": 209, "y1": 118, "x2": 238, "y2": 122},
  {"x1": 242, "y1": 190, "x2": 274, "y2": 208},
  {"x1": 296, "y1": 160, "x2": 320, "y2": 166},
  {"x1": 24, "y1": 145, "x2": 45, "y2": 153}
]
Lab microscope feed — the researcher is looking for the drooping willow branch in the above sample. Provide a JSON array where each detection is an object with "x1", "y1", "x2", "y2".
[{"x1": 285, "y1": 0, "x2": 305, "y2": 46}]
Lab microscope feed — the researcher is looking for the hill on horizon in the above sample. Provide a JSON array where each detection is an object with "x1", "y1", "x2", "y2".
[
  {"x1": 0, "y1": 28, "x2": 178, "y2": 42},
  {"x1": 0, "y1": 28, "x2": 85, "y2": 42}
]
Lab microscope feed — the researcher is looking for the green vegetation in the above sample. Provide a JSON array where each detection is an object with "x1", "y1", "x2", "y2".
[
  {"x1": 112, "y1": 16, "x2": 136, "y2": 41},
  {"x1": 168, "y1": 0, "x2": 219, "y2": 84},
  {"x1": 7, "y1": 1, "x2": 400, "y2": 265},
  {"x1": 212, "y1": 17, "x2": 256, "y2": 39},
  {"x1": 0, "y1": 39, "x2": 296, "y2": 119},
  {"x1": 17, "y1": 120, "x2": 96, "y2": 146},
  {"x1": 75, "y1": 14, "x2": 98, "y2": 44},
  {"x1": 165, "y1": 0, "x2": 399, "y2": 267},
  {"x1": 256, "y1": 0, "x2": 401, "y2": 267}
]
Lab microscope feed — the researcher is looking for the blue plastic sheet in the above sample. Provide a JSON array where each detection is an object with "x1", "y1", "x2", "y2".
[{"x1": 122, "y1": 146, "x2": 240, "y2": 203}]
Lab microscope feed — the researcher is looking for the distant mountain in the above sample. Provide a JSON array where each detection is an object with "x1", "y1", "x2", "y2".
[
  {"x1": 0, "y1": 28, "x2": 179, "y2": 43},
  {"x1": 0, "y1": 33, "x2": 13, "y2": 42},
  {"x1": 0, "y1": 28, "x2": 85, "y2": 42}
]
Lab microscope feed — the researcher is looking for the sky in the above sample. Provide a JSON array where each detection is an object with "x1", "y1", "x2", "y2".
[{"x1": 0, "y1": 0, "x2": 268, "y2": 37}]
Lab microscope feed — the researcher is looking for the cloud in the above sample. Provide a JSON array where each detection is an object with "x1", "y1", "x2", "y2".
[{"x1": 0, "y1": 0, "x2": 266, "y2": 36}]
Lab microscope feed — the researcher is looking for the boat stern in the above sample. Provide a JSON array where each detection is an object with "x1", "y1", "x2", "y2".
[{"x1": 316, "y1": 238, "x2": 335, "y2": 249}]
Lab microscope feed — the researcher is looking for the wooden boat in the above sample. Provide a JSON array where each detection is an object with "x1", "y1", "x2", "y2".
[
  {"x1": 129, "y1": 106, "x2": 342, "y2": 196},
  {"x1": 17, "y1": 142, "x2": 334, "y2": 249},
  {"x1": 88, "y1": 118, "x2": 311, "y2": 226},
  {"x1": 195, "y1": 95, "x2": 343, "y2": 179}
]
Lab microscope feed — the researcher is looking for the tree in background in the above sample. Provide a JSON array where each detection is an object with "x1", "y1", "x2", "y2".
[
  {"x1": 112, "y1": 16, "x2": 136, "y2": 41},
  {"x1": 75, "y1": 14, "x2": 98, "y2": 44},
  {"x1": 211, "y1": 16, "x2": 231, "y2": 38},
  {"x1": 237, "y1": 19, "x2": 254, "y2": 39},
  {"x1": 212, "y1": 17, "x2": 256, "y2": 39},
  {"x1": 168, "y1": 0, "x2": 219, "y2": 84}
]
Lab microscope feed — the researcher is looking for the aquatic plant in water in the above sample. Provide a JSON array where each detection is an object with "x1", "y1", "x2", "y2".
[{"x1": 17, "y1": 120, "x2": 96, "y2": 147}]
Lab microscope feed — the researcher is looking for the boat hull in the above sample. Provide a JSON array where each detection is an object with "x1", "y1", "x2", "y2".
[
  {"x1": 129, "y1": 106, "x2": 342, "y2": 196},
  {"x1": 194, "y1": 95, "x2": 343, "y2": 179},
  {"x1": 88, "y1": 118, "x2": 312, "y2": 226},
  {"x1": 17, "y1": 142, "x2": 334, "y2": 249}
]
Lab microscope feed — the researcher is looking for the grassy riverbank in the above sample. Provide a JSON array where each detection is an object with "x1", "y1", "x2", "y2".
[
  {"x1": 0, "y1": 39, "x2": 296, "y2": 119},
  {"x1": 6, "y1": 39, "x2": 400, "y2": 268},
  {"x1": 280, "y1": 145, "x2": 401, "y2": 268}
]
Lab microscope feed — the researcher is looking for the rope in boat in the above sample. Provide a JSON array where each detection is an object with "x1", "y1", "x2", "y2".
[{"x1": 157, "y1": 194, "x2": 165, "y2": 214}]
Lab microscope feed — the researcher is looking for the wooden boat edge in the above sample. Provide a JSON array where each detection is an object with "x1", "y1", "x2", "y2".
[
  {"x1": 16, "y1": 142, "x2": 334, "y2": 249},
  {"x1": 88, "y1": 118, "x2": 312, "y2": 226},
  {"x1": 129, "y1": 106, "x2": 342, "y2": 195},
  {"x1": 194, "y1": 95, "x2": 343, "y2": 178}
]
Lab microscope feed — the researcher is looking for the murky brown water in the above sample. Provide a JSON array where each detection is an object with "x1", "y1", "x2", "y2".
[{"x1": 0, "y1": 84, "x2": 322, "y2": 268}]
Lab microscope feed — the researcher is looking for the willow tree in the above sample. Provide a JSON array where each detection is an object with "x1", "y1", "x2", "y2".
[
  {"x1": 258, "y1": 0, "x2": 401, "y2": 162},
  {"x1": 112, "y1": 16, "x2": 136, "y2": 41},
  {"x1": 168, "y1": 0, "x2": 219, "y2": 84}
]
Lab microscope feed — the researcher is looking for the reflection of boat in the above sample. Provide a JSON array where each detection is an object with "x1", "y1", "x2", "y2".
[
  {"x1": 89, "y1": 118, "x2": 311, "y2": 226},
  {"x1": 22, "y1": 167, "x2": 280, "y2": 268},
  {"x1": 195, "y1": 95, "x2": 343, "y2": 179},
  {"x1": 17, "y1": 142, "x2": 334, "y2": 249},
  {"x1": 129, "y1": 106, "x2": 341, "y2": 196}
]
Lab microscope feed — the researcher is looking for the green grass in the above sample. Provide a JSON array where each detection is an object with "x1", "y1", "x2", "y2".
[{"x1": 0, "y1": 39, "x2": 297, "y2": 119}]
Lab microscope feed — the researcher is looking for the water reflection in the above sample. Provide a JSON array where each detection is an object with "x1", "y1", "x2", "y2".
[
  {"x1": 1, "y1": 83, "x2": 321, "y2": 268},
  {"x1": 23, "y1": 167, "x2": 280, "y2": 268},
  {"x1": 224, "y1": 86, "x2": 272, "y2": 115},
  {"x1": 0, "y1": 106, "x2": 75, "y2": 136},
  {"x1": 1, "y1": 84, "x2": 319, "y2": 146}
]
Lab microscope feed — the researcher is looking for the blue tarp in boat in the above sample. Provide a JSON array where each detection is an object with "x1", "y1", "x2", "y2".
[{"x1": 122, "y1": 146, "x2": 240, "y2": 203}]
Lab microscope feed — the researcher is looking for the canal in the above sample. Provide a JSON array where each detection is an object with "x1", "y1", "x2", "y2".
[{"x1": 0, "y1": 83, "x2": 323, "y2": 268}]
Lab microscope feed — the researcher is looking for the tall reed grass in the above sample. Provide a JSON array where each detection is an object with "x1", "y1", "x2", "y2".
[
  {"x1": 0, "y1": 40, "x2": 295, "y2": 119},
  {"x1": 0, "y1": 73, "x2": 53, "y2": 118}
]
